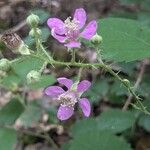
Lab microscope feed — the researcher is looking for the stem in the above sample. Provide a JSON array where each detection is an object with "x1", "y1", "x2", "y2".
[
  {"x1": 39, "y1": 43, "x2": 53, "y2": 61},
  {"x1": 71, "y1": 49, "x2": 76, "y2": 63},
  {"x1": 33, "y1": 27, "x2": 53, "y2": 61},
  {"x1": 96, "y1": 47, "x2": 104, "y2": 64},
  {"x1": 122, "y1": 61, "x2": 146, "y2": 111},
  {"x1": 33, "y1": 28, "x2": 40, "y2": 52},
  {"x1": 29, "y1": 54, "x2": 150, "y2": 115},
  {"x1": 77, "y1": 67, "x2": 83, "y2": 81}
]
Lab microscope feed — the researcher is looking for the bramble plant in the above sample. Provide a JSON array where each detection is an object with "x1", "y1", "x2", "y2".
[{"x1": 0, "y1": 6, "x2": 150, "y2": 150}]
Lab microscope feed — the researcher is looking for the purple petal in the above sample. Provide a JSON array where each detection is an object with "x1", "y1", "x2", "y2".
[
  {"x1": 57, "y1": 106, "x2": 74, "y2": 120},
  {"x1": 77, "y1": 80, "x2": 91, "y2": 93},
  {"x1": 47, "y1": 18, "x2": 65, "y2": 35},
  {"x1": 73, "y1": 8, "x2": 86, "y2": 29},
  {"x1": 51, "y1": 29, "x2": 66, "y2": 43},
  {"x1": 64, "y1": 41, "x2": 81, "y2": 48},
  {"x1": 44, "y1": 86, "x2": 65, "y2": 97},
  {"x1": 80, "y1": 20, "x2": 97, "y2": 39},
  {"x1": 79, "y1": 98, "x2": 91, "y2": 117},
  {"x1": 57, "y1": 77, "x2": 73, "y2": 89}
]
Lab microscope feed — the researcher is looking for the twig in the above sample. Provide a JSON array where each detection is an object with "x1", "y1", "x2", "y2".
[{"x1": 122, "y1": 61, "x2": 146, "y2": 111}]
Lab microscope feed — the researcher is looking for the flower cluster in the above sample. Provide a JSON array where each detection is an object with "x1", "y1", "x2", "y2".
[
  {"x1": 44, "y1": 8, "x2": 97, "y2": 121},
  {"x1": 47, "y1": 8, "x2": 97, "y2": 48},
  {"x1": 44, "y1": 77, "x2": 91, "y2": 121}
]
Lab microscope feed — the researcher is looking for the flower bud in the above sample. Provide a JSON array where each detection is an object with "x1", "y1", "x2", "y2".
[
  {"x1": 123, "y1": 79, "x2": 130, "y2": 87},
  {"x1": 0, "y1": 58, "x2": 11, "y2": 71},
  {"x1": 26, "y1": 14, "x2": 40, "y2": 28},
  {"x1": 91, "y1": 33, "x2": 103, "y2": 45},
  {"x1": 29, "y1": 28, "x2": 42, "y2": 37},
  {"x1": 26, "y1": 70, "x2": 41, "y2": 84}
]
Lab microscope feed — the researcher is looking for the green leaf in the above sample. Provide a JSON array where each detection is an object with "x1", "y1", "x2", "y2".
[
  {"x1": 138, "y1": 114, "x2": 150, "y2": 132},
  {"x1": 98, "y1": 18, "x2": 150, "y2": 62},
  {"x1": 41, "y1": 27, "x2": 50, "y2": 42},
  {"x1": 11, "y1": 56, "x2": 44, "y2": 81},
  {"x1": 118, "y1": 0, "x2": 143, "y2": 5},
  {"x1": 138, "y1": 12, "x2": 150, "y2": 27},
  {"x1": 110, "y1": 80, "x2": 128, "y2": 96},
  {"x1": 109, "y1": 11, "x2": 137, "y2": 20},
  {"x1": 17, "y1": 103, "x2": 43, "y2": 127},
  {"x1": 83, "y1": 79, "x2": 109, "y2": 103},
  {"x1": 0, "y1": 98, "x2": 24, "y2": 125},
  {"x1": 29, "y1": 75, "x2": 56, "y2": 89},
  {"x1": 96, "y1": 109, "x2": 136, "y2": 133},
  {"x1": 0, "y1": 73, "x2": 21, "y2": 90},
  {"x1": 71, "y1": 118, "x2": 97, "y2": 137},
  {"x1": 138, "y1": 99, "x2": 150, "y2": 132},
  {"x1": 0, "y1": 128, "x2": 17, "y2": 150},
  {"x1": 69, "y1": 130, "x2": 132, "y2": 150}
]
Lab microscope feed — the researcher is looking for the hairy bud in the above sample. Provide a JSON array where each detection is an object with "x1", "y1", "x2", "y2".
[
  {"x1": 123, "y1": 79, "x2": 130, "y2": 87},
  {"x1": 29, "y1": 28, "x2": 42, "y2": 37},
  {"x1": 26, "y1": 70, "x2": 41, "y2": 84},
  {"x1": 0, "y1": 58, "x2": 11, "y2": 71},
  {"x1": 91, "y1": 33, "x2": 103, "y2": 46},
  {"x1": 26, "y1": 14, "x2": 40, "y2": 28}
]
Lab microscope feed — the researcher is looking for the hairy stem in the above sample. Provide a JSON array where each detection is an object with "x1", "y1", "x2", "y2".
[
  {"x1": 71, "y1": 49, "x2": 76, "y2": 63},
  {"x1": 28, "y1": 44, "x2": 150, "y2": 115},
  {"x1": 122, "y1": 61, "x2": 148, "y2": 112}
]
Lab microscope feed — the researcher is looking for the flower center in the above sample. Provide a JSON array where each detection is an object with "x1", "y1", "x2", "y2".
[
  {"x1": 58, "y1": 92, "x2": 77, "y2": 107},
  {"x1": 64, "y1": 17, "x2": 80, "y2": 40}
]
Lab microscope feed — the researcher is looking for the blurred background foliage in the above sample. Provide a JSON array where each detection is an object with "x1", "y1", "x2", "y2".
[{"x1": 0, "y1": 0, "x2": 150, "y2": 150}]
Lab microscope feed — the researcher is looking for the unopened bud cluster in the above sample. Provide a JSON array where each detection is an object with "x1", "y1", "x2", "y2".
[
  {"x1": 26, "y1": 14, "x2": 40, "y2": 28},
  {"x1": 91, "y1": 33, "x2": 103, "y2": 46},
  {"x1": 26, "y1": 70, "x2": 41, "y2": 84},
  {"x1": 123, "y1": 79, "x2": 130, "y2": 87},
  {"x1": 0, "y1": 58, "x2": 11, "y2": 72},
  {"x1": 26, "y1": 14, "x2": 41, "y2": 38}
]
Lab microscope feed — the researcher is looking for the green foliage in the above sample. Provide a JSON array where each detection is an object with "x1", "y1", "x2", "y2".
[
  {"x1": 1, "y1": 73, "x2": 21, "y2": 90},
  {"x1": 138, "y1": 12, "x2": 150, "y2": 27},
  {"x1": 0, "y1": 98, "x2": 24, "y2": 125},
  {"x1": 97, "y1": 18, "x2": 150, "y2": 62},
  {"x1": 118, "y1": 0, "x2": 143, "y2": 5},
  {"x1": 71, "y1": 118, "x2": 97, "y2": 137},
  {"x1": 11, "y1": 56, "x2": 44, "y2": 80},
  {"x1": 17, "y1": 102, "x2": 43, "y2": 127},
  {"x1": 29, "y1": 75, "x2": 56, "y2": 89},
  {"x1": 138, "y1": 114, "x2": 150, "y2": 132},
  {"x1": 83, "y1": 79, "x2": 109, "y2": 103},
  {"x1": 0, "y1": 55, "x2": 51, "y2": 90},
  {"x1": 96, "y1": 109, "x2": 136, "y2": 133},
  {"x1": 69, "y1": 129, "x2": 132, "y2": 150},
  {"x1": 138, "y1": 99, "x2": 150, "y2": 132},
  {"x1": 0, "y1": 128, "x2": 17, "y2": 150},
  {"x1": 71, "y1": 109, "x2": 136, "y2": 140}
]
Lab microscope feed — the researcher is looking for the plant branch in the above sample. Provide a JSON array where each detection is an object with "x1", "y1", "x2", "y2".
[
  {"x1": 122, "y1": 61, "x2": 146, "y2": 111},
  {"x1": 28, "y1": 46, "x2": 150, "y2": 115}
]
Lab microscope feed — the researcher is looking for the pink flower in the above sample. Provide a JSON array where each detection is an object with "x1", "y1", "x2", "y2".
[
  {"x1": 44, "y1": 77, "x2": 91, "y2": 121},
  {"x1": 47, "y1": 8, "x2": 97, "y2": 48}
]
